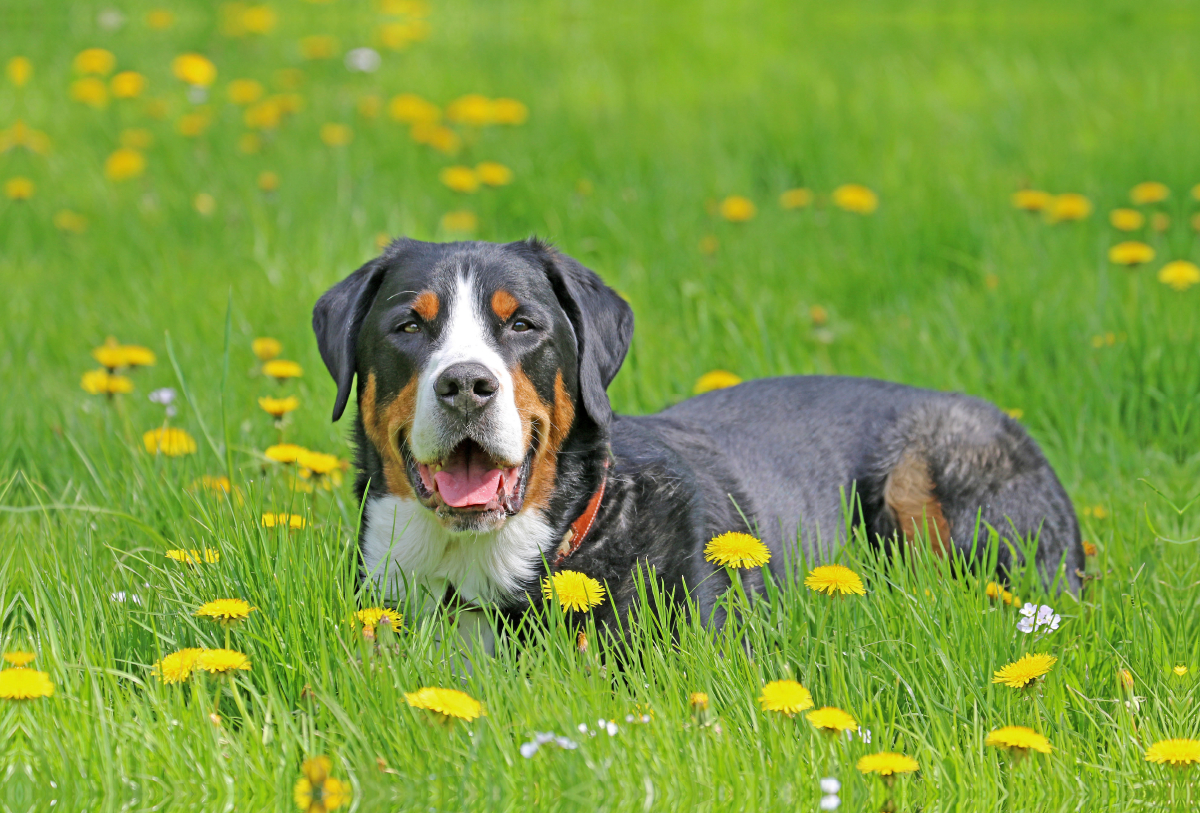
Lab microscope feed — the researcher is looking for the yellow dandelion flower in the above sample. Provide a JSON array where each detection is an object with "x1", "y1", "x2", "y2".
[
  {"x1": 1118, "y1": 669, "x2": 1134, "y2": 689},
  {"x1": 703, "y1": 532, "x2": 771, "y2": 569},
  {"x1": 411, "y1": 123, "x2": 460, "y2": 154},
  {"x1": 81, "y1": 369, "x2": 134, "y2": 395},
  {"x1": 263, "y1": 512, "x2": 306, "y2": 529},
  {"x1": 856, "y1": 752, "x2": 920, "y2": 776},
  {"x1": 491, "y1": 98, "x2": 529, "y2": 125},
  {"x1": 719, "y1": 195, "x2": 756, "y2": 222},
  {"x1": 388, "y1": 93, "x2": 440, "y2": 124},
  {"x1": 440, "y1": 166, "x2": 479, "y2": 194},
  {"x1": 1046, "y1": 193, "x2": 1092, "y2": 222},
  {"x1": 1174, "y1": 665, "x2": 1189, "y2": 677},
  {"x1": 1145, "y1": 739, "x2": 1200, "y2": 766},
  {"x1": 74, "y1": 48, "x2": 116, "y2": 76},
  {"x1": 240, "y1": 5, "x2": 277, "y2": 34},
  {"x1": 1108, "y1": 241, "x2": 1155, "y2": 266},
  {"x1": 804, "y1": 564, "x2": 865, "y2": 596},
  {"x1": 294, "y1": 756, "x2": 351, "y2": 812},
  {"x1": 178, "y1": 112, "x2": 210, "y2": 138},
  {"x1": 3, "y1": 651, "x2": 35, "y2": 667},
  {"x1": 694, "y1": 370, "x2": 742, "y2": 394},
  {"x1": 7, "y1": 56, "x2": 32, "y2": 87},
  {"x1": 758, "y1": 679, "x2": 813, "y2": 715},
  {"x1": 70, "y1": 77, "x2": 109, "y2": 108},
  {"x1": 153, "y1": 648, "x2": 203, "y2": 684},
  {"x1": 143, "y1": 428, "x2": 197, "y2": 457},
  {"x1": 993, "y1": 653, "x2": 1057, "y2": 689},
  {"x1": 264, "y1": 359, "x2": 303, "y2": 380},
  {"x1": 298, "y1": 450, "x2": 341, "y2": 475},
  {"x1": 195, "y1": 648, "x2": 251, "y2": 675},
  {"x1": 405, "y1": 687, "x2": 483, "y2": 720},
  {"x1": 440, "y1": 210, "x2": 478, "y2": 233},
  {"x1": 541, "y1": 570, "x2": 606, "y2": 612},
  {"x1": 300, "y1": 35, "x2": 339, "y2": 60},
  {"x1": 193, "y1": 475, "x2": 232, "y2": 494},
  {"x1": 110, "y1": 71, "x2": 146, "y2": 99},
  {"x1": 832, "y1": 184, "x2": 879, "y2": 214},
  {"x1": 54, "y1": 210, "x2": 89, "y2": 233},
  {"x1": 4, "y1": 176, "x2": 35, "y2": 200},
  {"x1": 227, "y1": 78, "x2": 265, "y2": 105},
  {"x1": 166, "y1": 548, "x2": 220, "y2": 564},
  {"x1": 689, "y1": 692, "x2": 709, "y2": 710},
  {"x1": 244, "y1": 99, "x2": 283, "y2": 130},
  {"x1": 258, "y1": 171, "x2": 280, "y2": 192},
  {"x1": 476, "y1": 161, "x2": 513, "y2": 186},
  {"x1": 806, "y1": 706, "x2": 858, "y2": 732},
  {"x1": 265, "y1": 443, "x2": 308, "y2": 464},
  {"x1": 446, "y1": 94, "x2": 495, "y2": 126},
  {"x1": 985, "y1": 725, "x2": 1052, "y2": 754},
  {"x1": 1082, "y1": 541, "x2": 1097, "y2": 556},
  {"x1": 173, "y1": 53, "x2": 217, "y2": 87},
  {"x1": 259, "y1": 395, "x2": 300, "y2": 418},
  {"x1": 105, "y1": 148, "x2": 146, "y2": 182},
  {"x1": 1130, "y1": 181, "x2": 1169, "y2": 205},
  {"x1": 1158, "y1": 260, "x2": 1200, "y2": 292},
  {"x1": 146, "y1": 9, "x2": 175, "y2": 29},
  {"x1": 195, "y1": 599, "x2": 255, "y2": 627},
  {"x1": 320, "y1": 123, "x2": 353, "y2": 147},
  {"x1": 1109, "y1": 208, "x2": 1145, "y2": 231},
  {"x1": 253, "y1": 337, "x2": 282, "y2": 360},
  {"x1": 120, "y1": 128, "x2": 154, "y2": 149},
  {"x1": 0, "y1": 668, "x2": 54, "y2": 700},
  {"x1": 1011, "y1": 189, "x2": 1052, "y2": 212},
  {"x1": 356, "y1": 607, "x2": 402, "y2": 632},
  {"x1": 780, "y1": 188, "x2": 813, "y2": 209}
]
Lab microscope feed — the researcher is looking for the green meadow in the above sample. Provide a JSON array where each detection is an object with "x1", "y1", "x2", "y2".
[{"x1": 3, "y1": 0, "x2": 1199, "y2": 809}]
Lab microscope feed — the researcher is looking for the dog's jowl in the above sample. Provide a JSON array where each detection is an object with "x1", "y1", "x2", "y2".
[{"x1": 313, "y1": 238, "x2": 1083, "y2": 625}]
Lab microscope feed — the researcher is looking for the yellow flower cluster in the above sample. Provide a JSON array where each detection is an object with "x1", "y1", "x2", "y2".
[
  {"x1": 153, "y1": 648, "x2": 250, "y2": 682},
  {"x1": 405, "y1": 686, "x2": 483, "y2": 721},
  {"x1": 717, "y1": 184, "x2": 879, "y2": 223},
  {"x1": 542, "y1": 570, "x2": 606, "y2": 612}
]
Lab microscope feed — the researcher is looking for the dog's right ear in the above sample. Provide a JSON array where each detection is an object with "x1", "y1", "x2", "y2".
[{"x1": 312, "y1": 258, "x2": 388, "y2": 422}]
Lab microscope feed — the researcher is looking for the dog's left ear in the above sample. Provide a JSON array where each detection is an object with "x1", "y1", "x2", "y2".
[
  {"x1": 522, "y1": 239, "x2": 634, "y2": 428},
  {"x1": 312, "y1": 257, "x2": 388, "y2": 422}
]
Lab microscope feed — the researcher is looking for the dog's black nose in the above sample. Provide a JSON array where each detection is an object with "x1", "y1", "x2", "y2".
[{"x1": 435, "y1": 362, "x2": 499, "y2": 413}]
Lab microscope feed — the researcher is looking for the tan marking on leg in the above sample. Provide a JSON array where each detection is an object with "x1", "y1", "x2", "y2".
[
  {"x1": 491, "y1": 289, "x2": 518, "y2": 322},
  {"x1": 360, "y1": 372, "x2": 418, "y2": 499},
  {"x1": 413, "y1": 290, "x2": 439, "y2": 321},
  {"x1": 511, "y1": 367, "x2": 575, "y2": 512},
  {"x1": 884, "y1": 451, "x2": 951, "y2": 555}
]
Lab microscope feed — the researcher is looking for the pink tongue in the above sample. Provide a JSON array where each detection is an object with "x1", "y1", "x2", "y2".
[{"x1": 434, "y1": 463, "x2": 502, "y2": 507}]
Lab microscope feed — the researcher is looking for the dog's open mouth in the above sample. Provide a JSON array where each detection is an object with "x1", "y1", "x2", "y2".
[{"x1": 407, "y1": 439, "x2": 529, "y2": 515}]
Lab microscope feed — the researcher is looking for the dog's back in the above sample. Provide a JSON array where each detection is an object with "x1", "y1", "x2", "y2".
[{"x1": 649, "y1": 375, "x2": 1082, "y2": 590}]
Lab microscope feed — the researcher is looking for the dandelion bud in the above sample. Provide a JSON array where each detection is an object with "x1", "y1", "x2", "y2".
[{"x1": 576, "y1": 629, "x2": 588, "y2": 654}]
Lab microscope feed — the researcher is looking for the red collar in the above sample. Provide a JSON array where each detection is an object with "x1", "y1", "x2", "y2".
[{"x1": 553, "y1": 458, "x2": 610, "y2": 567}]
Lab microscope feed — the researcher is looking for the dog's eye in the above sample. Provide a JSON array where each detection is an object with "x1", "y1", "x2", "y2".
[
  {"x1": 511, "y1": 319, "x2": 532, "y2": 332},
  {"x1": 398, "y1": 321, "x2": 421, "y2": 334}
]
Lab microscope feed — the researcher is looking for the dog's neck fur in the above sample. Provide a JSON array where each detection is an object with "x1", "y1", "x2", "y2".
[{"x1": 354, "y1": 412, "x2": 609, "y2": 608}]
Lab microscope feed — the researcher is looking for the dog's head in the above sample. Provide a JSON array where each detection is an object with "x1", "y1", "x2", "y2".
[{"x1": 313, "y1": 238, "x2": 633, "y2": 533}]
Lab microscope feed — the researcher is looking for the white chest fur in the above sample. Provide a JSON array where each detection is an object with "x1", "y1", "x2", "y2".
[{"x1": 361, "y1": 494, "x2": 555, "y2": 606}]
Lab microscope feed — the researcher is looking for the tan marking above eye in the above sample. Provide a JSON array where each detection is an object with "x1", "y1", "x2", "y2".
[
  {"x1": 491, "y1": 289, "x2": 519, "y2": 322},
  {"x1": 413, "y1": 290, "x2": 439, "y2": 321}
]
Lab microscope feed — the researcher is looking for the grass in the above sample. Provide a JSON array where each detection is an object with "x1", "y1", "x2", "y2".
[{"x1": 3, "y1": 0, "x2": 1200, "y2": 809}]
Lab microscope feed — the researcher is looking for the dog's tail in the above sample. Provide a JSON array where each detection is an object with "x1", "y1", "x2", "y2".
[{"x1": 869, "y1": 394, "x2": 1082, "y2": 593}]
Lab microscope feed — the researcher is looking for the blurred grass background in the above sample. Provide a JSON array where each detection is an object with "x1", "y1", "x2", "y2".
[{"x1": 2, "y1": 0, "x2": 1199, "y2": 810}]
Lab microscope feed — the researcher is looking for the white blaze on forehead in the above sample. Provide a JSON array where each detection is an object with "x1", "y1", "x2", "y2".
[{"x1": 409, "y1": 273, "x2": 525, "y2": 464}]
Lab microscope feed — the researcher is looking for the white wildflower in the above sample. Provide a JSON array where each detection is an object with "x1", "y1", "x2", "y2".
[
  {"x1": 820, "y1": 795, "x2": 841, "y2": 810},
  {"x1": 820, "y1": 778, "x2": 841, "y2": 794},
  {"x1": 344, "y1": 47, "x2": 381, "y2": 73}
]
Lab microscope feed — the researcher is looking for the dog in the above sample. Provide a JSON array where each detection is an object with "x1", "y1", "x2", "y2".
[{"x1": 313, "y1": 237, "x2": 1082, "y2": 629}]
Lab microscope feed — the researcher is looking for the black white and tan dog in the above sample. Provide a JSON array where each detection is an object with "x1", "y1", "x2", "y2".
[{"x1": 313, "y1": 238, "x2": 1082, "y2": 631}]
